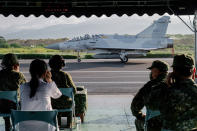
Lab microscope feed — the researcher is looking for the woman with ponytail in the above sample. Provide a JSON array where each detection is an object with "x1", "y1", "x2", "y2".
[{"x1": 19, "y1": 59, "x2": 62, "y2": 131}]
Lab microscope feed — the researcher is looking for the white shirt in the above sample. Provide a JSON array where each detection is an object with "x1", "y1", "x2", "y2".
[{"x1": 19, "y1": 79, "x2": 62, "y2": 131}]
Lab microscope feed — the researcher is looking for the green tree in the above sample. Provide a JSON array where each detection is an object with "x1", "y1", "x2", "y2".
[
  {"x1": 10, "y1": 43, "x2": 22, "y2": 48},
  {"x1": 0, "y1": 36, "x2": 6, "y2": 45}
]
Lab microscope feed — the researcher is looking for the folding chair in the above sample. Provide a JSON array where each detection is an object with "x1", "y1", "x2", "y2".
[
  {"x1": 0, "y1": 91, "x2": 18, "y2": 117},
  {"x1": 10, "y1": 110, "x2": 58, "y2": 131},
  {"x1": 58, "y1": 88, "x2": 75, "y2": 130}
]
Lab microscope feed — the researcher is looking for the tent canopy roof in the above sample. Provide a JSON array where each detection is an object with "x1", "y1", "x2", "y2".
[{"x1": 0, "y1": 0, "x2": 197, "y2": 17}]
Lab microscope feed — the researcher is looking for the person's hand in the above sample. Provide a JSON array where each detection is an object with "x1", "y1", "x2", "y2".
[
  {"x1": 137, "y1": 114, "x2": 146, "y2": 121},
  {"x1": 44, "y1": 70, "x2": 52, "y2": 83},
  {"x1": 142, "y1": 114, "x2": 146, "y2": 120},
  {"x1": 166, "y1": 72, "x2": 175, "y2": 87},
  {"x1": 13, "y1": 65, "x2": 19, "y2": 72}
]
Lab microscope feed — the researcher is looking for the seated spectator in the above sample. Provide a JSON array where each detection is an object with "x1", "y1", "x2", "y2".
[
  {"x1": 0, "y1": 53, "x2": 26, "y2": 131},
  {"x1": 19, "y1": 59, "x2": 61, "y2": 131},
  {"x1": 49, "y1": 55, "x2": 77, "y2": 128}
]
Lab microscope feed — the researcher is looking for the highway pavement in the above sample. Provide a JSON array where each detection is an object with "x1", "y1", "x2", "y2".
[{"x1": 15, "y1": 58, "x2": 173, "y2": 95}]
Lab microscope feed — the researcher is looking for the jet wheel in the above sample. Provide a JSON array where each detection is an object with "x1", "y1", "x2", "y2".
[
  {"x1": 78, "y1": 59, "x2": 81, "y2": 63},
  {"x1": 120, "y1": 56, "x2": 128, "y2": 63}
]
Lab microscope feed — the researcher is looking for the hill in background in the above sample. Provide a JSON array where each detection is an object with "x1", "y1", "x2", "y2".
[
  {"x1": 6, "y1": 37, "x2": 69, "y2": 47},
  {"x1": 5, "y1": 34, "x2": 195, "y2": 47}
]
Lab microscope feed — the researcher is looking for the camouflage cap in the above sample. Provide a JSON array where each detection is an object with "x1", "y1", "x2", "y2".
[
  {"x1": 172, "y1": 54, "x2": 194, "y2": 68},
  {"x1": 147, "y1": 60, "x2": 169, "y2": 72},
  {"x1": 1, "y1": 53, "x2": 19, "y2": 68}
]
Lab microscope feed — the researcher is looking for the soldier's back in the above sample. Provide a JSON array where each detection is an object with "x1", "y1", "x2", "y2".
[
  {"x1": 51, "y1": 70, "x2": 70, "y2": 88},
  {"x1": 161, "y1": 79, "x2": 197, "y2": 131},
  {"x1": 0, "y1": 69, "x2": 26, "y2": 91},
  {"x1": 51, "y1": 70, "x2": 73, "y2": 109}
]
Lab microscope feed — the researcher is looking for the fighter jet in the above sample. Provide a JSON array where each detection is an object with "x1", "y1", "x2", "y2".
[{"x1": 46, "y1": 16, "x2": 173, "y2": 63}]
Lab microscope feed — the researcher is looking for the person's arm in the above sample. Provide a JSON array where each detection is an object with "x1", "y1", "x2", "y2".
[
  {"x1": 148, "y1": 82, "x2": 168, "y2": 109},
  {"x1": 66, "y1": 73, "x2": 77, "y2": 93},
  {"x1": 20, "y1": 73, "x2": 26, "y2": 84},
  {"x1": 45, "y1": 71, "x2": 62, "y2": 99},
  {"x1": 17, "y1": 72, "x2": 26, "y2": 100},
  {"x1": 131, "y1": 87, "x2": 146, "y2": 120},
  {"x1": 49, "y1": 82, "x2": 62, "y2": 99}
]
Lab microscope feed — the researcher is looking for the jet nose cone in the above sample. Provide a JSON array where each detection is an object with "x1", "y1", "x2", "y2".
[{"x1": 45, "y1": 43, "x2": 60, "y2": 50}]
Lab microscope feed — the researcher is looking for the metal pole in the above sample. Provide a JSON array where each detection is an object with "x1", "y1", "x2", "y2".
[{"x1": 194, "y1": 11, "x2": 197, "y2": 81}]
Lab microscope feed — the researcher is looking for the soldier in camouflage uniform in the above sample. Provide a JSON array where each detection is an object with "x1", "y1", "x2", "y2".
[
  {"x1": 0, "y1": 53, "x2": 26, "y2": 131},
  {"x1": 131, "y1": 60, "x2": 169, "y2": 131},
  {"x1": 160, "y1": 54, "x2": 197, "y2": 131},
  {"x1": 49, "y1": 55, "x2": 77, "y2": 128}
]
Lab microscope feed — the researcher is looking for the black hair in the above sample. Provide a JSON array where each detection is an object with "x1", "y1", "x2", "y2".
[
  {"x1": 49, "y1": 55, "x2": 65, "y2": 71},
  {"x1": 173, "y1": 66, "x2": 193, "y2": 77},
  {"x1": 29, "y1": 59, "x2": 48, "y2": 98},
  {"x1": 1, "y1": 53, "x2": 19, "y2": 70}
]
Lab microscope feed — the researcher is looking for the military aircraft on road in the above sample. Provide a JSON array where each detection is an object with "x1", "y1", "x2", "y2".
[{"x1": 46, "y1": 16, "x2": 173, "y2": 63}]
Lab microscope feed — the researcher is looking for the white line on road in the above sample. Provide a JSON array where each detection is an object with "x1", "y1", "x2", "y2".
[
  {"x1": 21, "y1": 70, "x2": 172, "y2": 73},
  {"x1": 75, "y1": 82, "x2": 146, "y2": 84},
  {"x1": 73, "y1": 76, "x2": 147, "y2": 78},
  {"x1": 67, "y1": 70, "x2": 171, "y2": 73},
  {"x1": 21, "y1": 71, "x2": 150, "y2": 74}
]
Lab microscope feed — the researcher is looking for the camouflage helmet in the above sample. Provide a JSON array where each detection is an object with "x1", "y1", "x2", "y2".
[
  {"x1": 147, "y1": 60, "x2": 169, "y2": 72},
  {"x1": 172, "y1": 54, "x2": 194, "y2": 68},
  {"x1": 1, "y1": 53, "x2": 19, "y2": 68}
]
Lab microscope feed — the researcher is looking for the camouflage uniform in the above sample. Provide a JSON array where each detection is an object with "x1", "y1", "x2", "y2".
[
  {"x1": 131, "y1": 60, "x2": 169, "y2": 131},
  {"x1": 0, "y1": 69, "x2": 26, "y2": 91},
  {"x1": 51, "y1": 70, "x2": 77, "y2": 109},
  {"x1": 50, "y1": 69, "x2": 77, "y2": 127},
  {"x1": 0, "y1": 53, "x2": 26, "y2": 131},
  {"x1": 160, "y1": 54, "x2": 197, "y2": 131}
]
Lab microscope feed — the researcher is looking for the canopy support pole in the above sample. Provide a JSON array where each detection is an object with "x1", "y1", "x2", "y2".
[
  {"x1": 174, "y1": 10, "x2": 197, "y2": 80},
  {"x1": 177, "y1": 15, "x2": 194, "y2": 32},
  {"x1": 193, "y1": 11, "x2": 197, "y2": 80}
]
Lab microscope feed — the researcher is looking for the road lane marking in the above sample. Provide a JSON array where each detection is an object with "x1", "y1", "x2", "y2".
[
  {"x1": 66, "y1": 70, "x2": 172, "y2": 73},
  {"x1": 73, "y1": 76, "x2": 147, "y2": 78},
  {"x1": 21, "y1": 70, "x2": 172, "y2": 74},
  {"x1": 21, "y1": 71, "x2": 150, "y2": 73},
  {"x1": 75, "y1": 82, "x2": 146, "y2": 84}
]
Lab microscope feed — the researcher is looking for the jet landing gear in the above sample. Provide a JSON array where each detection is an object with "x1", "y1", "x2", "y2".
[
  {"x1": 120, "y1": 55, "x2": 128, "y2": 63},
  {"x1": 77, "y1": 58, "x2": 81, "y2": 62},
  {"x1": 77, "y1": 51, "x2": 81, "y2": 63}
]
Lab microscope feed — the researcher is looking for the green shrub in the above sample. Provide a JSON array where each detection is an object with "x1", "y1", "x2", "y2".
[
  {"x1": 84, "y1": 55, "x2": 94, "y2": 59},
  {"x1": 0, "y1": 36, "x2": 6, "y2": 45},
  {"x1": 10, "y1": 43, "x2": 22, "y2": 48},
  {"x1": 37, "y1": 44, "x2": 46, "y2": 47},
  {"x1": 0, "y1": 54, "x2": 77, "y2": 59},
  {"x1": 62, "y1": 55, "x2": 77, "y2": 59},
  {"x1": 145, "y1": 53, "x2": 173, "y2": 58},
  {"x1": 0, "y1": 43, "x2": 10, "y2": 48}
]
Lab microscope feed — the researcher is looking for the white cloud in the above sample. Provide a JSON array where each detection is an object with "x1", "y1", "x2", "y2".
[{"x1": 0, "y1": 14, "x2": 89, "y2": 32}]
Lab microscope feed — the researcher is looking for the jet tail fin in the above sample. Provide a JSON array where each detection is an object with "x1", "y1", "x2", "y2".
[{"x1": 136, "y1": 16, "x2": 170, "y2": 38}]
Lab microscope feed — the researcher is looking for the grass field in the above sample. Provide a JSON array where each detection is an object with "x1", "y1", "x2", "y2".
[
  {"x1": 0, "y1": 47, "x2": 92, "y2": 58},
  {"x1": 148, "y1": 43, "x2": 194, "y2": 57}
]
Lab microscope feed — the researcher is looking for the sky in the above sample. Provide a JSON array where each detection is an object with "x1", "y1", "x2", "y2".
[{"x1": 0, "y1": 13, "x2": 195, "y2": 39}]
